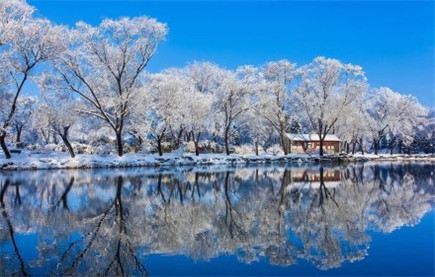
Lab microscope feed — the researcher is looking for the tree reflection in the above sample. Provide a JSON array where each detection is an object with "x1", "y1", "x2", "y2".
[
  {"x1": 0, "y1": 162, "x2": 434, "y2": 275},
  {"x1": 1, "y1": 180, "x2": 28, "y2": 276}
]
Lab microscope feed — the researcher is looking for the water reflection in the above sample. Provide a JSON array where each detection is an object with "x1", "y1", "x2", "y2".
[{"x1": 1, "y1": 163, "x2": 434, "y2": 276}]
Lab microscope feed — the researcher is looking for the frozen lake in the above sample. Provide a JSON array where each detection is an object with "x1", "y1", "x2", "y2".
[{"x1": 1, "y1": 162, "x2": 434, "y2": 276}]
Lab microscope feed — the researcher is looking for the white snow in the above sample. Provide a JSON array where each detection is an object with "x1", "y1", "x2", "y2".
[{"x1": 1, "y1": 150, "x2": 434, "y2": 171}]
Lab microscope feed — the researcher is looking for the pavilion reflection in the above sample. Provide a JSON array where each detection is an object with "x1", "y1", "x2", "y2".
[{"x1": 288, "y1": 167, "x2": 341, "y2": 189}]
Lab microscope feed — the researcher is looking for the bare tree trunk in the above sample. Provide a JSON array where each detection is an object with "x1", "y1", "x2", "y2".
[
  {"x1": 194, "y1": 141, "x2": 200, "y2": 156},
  {"x1": 157, "y1": 137, "x2": 163, "y2": 156},
  {"x1": 0, "y1": 135, "x2": 11, "y2": 159},
  {"x1": 351, "y1": 141, "x2": 356, "y2": 154},
  {"x1": 194, "y1": 132, "x2": 201, "y2": 156},
  {"x1": 224, "y1": 126, "x2": 231, "y2": 155},
  {"x1": 359, "y1": 137, "x2": 364, "y2": 155},
  {"x1": 152, "y1": 129, "x2": 166, "y2": 156},
  {"x1": 116, "y1": 132, "x2": 123, "y2": 157},
  {"x1": 255, "y1": 141, "x2": 259, "y2": 156},
  {"x1": 373, "y1": 127, "x2": 388, "y2": 155},
  {"x1": 53, "y1": 126, "x2": 75, "y2": 158},
  {"x1": 319, "y1": 138, "x2": 324, "y2": 157},
  {"x1": 60, "y1": 131, "x2": 75, "y2": 158},
  {"x1": 373, "y1": 139, "x2": 379, "y2": 155},
  {"x1": 1, "y1": 72, "x2": 30, "y2": 160},
  {"x1": 61, "y1": 137, "x2": 75, "y2": 158},
  {"x1": 280, "y1": 130, "x2": 289, "y2": 155},
  {"x1": 15, "y1": 125, "x2": 23, "y2": 144},
  {"x1": 172, "y1": 127, "x2": 184, "y2": 150},
  {"x1": 185, "y1": 131, "x2": 192, "y2": 142}
]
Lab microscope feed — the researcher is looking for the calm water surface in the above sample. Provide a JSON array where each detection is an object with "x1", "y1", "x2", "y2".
[{"x1": 1, "y1": 162, "x2": 434, "y2": 276}]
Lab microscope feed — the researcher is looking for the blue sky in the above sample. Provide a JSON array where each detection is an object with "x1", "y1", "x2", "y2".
[{"x1": 29, "y1": 0, "x2": 434, "y2": 106}]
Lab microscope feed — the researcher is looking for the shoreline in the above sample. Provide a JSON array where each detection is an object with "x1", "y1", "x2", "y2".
[{"x1": 1, "y1": 151, "x2": 434, "y2": 171}]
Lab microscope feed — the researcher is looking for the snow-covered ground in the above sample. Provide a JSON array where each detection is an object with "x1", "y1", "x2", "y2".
[{"x1": 1, "y1": 150, "x2": 434, "y2": 171}]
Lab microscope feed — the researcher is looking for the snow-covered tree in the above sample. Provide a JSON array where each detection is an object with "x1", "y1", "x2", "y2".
[
  {"x1": 257, "y1": 60, "x2": 298, "y2": 154},
  {"x1": 417, "y1": 109, "x2": 435, "y2": 154},
  {"x1": 0, "y1": 90, "x2": 14, "y2": 135},
  {"x1": 214, "y1": 66, "x2": 257, "y2": 155},
  {"x1": 336, "y1": 106, "x2": 371, "y2": 154},
  {"x1": 11, "y1": 95, "x2": 35, "y2": 145},
  {"x1": 365, "y1": 87, "x2": 428, "y2": 155},
  {"x1": 134, "y1": 69, "x2": 191, "y2": 155},
  {"x1": 0, "y1": 0, "x2": 34, "y2": 46},
  {"x1": 334, "y1": 83, "x2": 370, "y2": 154},
  {"x1": 243, "y1": 108, "x2": 272, "y2": 155},
  {"x1": 36, "y1": 92, "x2": 79, "y2": 157},
  {"x1": 184, "y1": 62, "x2": 227, "y2": 153},
  {"x1": 0, "y1": 0, "x2": 65, "y2": 158},
  {"x1": 294, "y1": 57, "x2": 367, "y2": 156},
  {"x1": 183, "y1": 89, "x2": 214, "y2": 156},
  {"x1": 289, "y1": 115, "x2": 302, "y2": 134},
  {"x1": 391, "y1": 97, "x2": 427, "y2": 155},
  {"x1": 187, "y1": 61, "x2": 224, "y2": 94},
  {"x1": 41, "y1": 17, "x2": 168, "y2": 156}
]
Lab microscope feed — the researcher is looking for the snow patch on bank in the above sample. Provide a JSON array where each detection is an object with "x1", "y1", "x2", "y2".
[{"x1": 1, "y1": 150, "x2": 434, "y2": 171}]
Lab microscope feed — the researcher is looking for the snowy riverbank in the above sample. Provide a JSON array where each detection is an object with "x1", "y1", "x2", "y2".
[{"x1": 1, "y1": 150, "x2": 435, "y2": 171}]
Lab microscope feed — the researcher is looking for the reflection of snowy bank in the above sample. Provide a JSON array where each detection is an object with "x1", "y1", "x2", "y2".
[{"x1": 1, "y1": 150, "x2": 434, "y2": 171}]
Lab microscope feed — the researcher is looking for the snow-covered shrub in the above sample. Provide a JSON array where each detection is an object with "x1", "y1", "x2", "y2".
[
  {"x1": 72, "y1": 142, "x2": 94, "y2": 154},
  {"x1": 44, "y1": 143, "x2": 64, "y2": 152},
  {"x1": 25, "y1": 144, "x2": 41, "y2": 151},
  {"x1": 183, "y1": 140, "x2": 225, "y2": 154},
  {"x1": 92, "y1": 137, "x2": 112, "y2": 147},
  {"x1": 235, "y1": 144, "x2": 256, "y2": 155},
  {"x1": 184, "y1": 141, "x2": 196, "y2": 153},
  {"x1": 15, "y1": 142, "x2": 34, "y2": 149},
  {"x1": 236, "y1": 143, "x2": 266, "y2": 155},
  {"x1": 266, "y1": 144, "x2": 284, "y2": 156},
  {"x1": 162, "y1": 141, "x2": 172, "y2": 153},
  {"x1": 200, "y1": 140, "x2": 223, "y2": 153},
  {"x1": 124, "y1": 144, "x2": 141, "y2": 154},
  {"x1": 93, "y1": 144, "x2": 113, "y2": 155}
]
